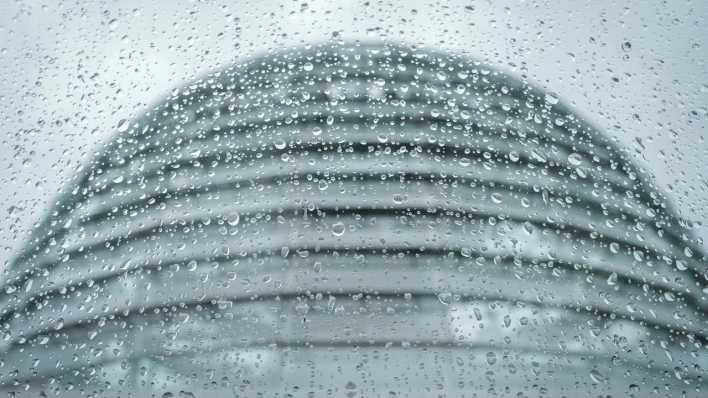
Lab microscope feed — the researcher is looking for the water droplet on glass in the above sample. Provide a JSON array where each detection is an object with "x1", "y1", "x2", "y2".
[
  {"x1": 437, "y1": 292, "x2": 452, "y2": 305},
  {"x1": 274, "y1": 139, "x2": 287, "y2": 150},
  {"x1": 485, "y1": 352, "x2": 497, "y2": 365},
  {"x1": 589, "y1": 369, "x2": 605, "y2": 383},
  {"x1": 117, "y1": 119, "x2": 129, "y2": 132},
  {"x1": 567, "y1": 153, "x2": 583, "y2": 166},
  {"x1": 331, "y1": 222, "x2": 346, "y2": 236},
  {"x1": 544, "y1": 92, "x2": 560, "y2": 105},
  {"x1": 607, "y1": 272, "x2": 618, "y2": 286}
]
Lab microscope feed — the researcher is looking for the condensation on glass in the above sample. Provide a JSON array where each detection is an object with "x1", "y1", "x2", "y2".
[{"x1": 1, "y1": 42, "x2": 706, "y2": 397}]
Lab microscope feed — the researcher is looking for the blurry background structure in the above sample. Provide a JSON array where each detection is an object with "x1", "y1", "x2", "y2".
[
  {"x1": 0, "y1": 41, "x2": 706, "y2": 397},
  {"x1": 1, "y1": 1, "x2": 707, "y2": 397}
]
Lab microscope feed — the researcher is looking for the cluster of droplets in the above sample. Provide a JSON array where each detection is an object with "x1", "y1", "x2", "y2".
[{"x1": 0, "y1": 42, "x2": 705, "y2": 397}]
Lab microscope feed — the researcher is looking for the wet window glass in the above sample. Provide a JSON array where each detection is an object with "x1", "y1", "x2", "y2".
[{"x1": 1, "y1": 1, "x2": 707, "y2": 397}]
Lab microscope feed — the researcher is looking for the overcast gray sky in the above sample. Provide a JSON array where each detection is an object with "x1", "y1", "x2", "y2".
[{"x1": 1, "y1": 0, "x2": 707, "y2": 270}]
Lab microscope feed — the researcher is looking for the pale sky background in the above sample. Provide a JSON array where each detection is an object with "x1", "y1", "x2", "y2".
[{"x1": 1, "y1": 0, "x2": 707, "y2": 270}]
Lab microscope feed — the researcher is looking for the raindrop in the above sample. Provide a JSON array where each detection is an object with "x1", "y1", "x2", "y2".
[
  {"x1": 116, "y1": 119, "x2": 129, "y2": 132},
  {"x1": 437, "y1": 292, "x2": 452, "y2": 305},
  {"x1": 274, "y1": 140, "x2": 287, "y2": 150},
  {"x1": 589, "y1": 369, "x2": 606, "y2": 383},
  {"x1": 567, "y1": 153, "x2": 583, "y2": 166},
  {"x1": 331, "y1": 222, "x2": 346, "y2": 236},
  {"x1": 607, "y1": 272, "x2": 618, "y2": 286},
  {"x1": 53, "y1": 318, "x2": 65, "y2": 331},
  {"x1": 544, "y1": 93, "x2": 560, "y2": 105},
  {"x1": 485, "y1": 352, "x2": 497, "y2": 365}
]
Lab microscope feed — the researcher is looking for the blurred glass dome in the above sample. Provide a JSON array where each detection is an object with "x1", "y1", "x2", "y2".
[{"x1": 1, "y1": 41, "x2": 706, "y2": 397}]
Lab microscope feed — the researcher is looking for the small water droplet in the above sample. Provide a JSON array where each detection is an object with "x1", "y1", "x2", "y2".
[
  {"x1": 274, "y1": 140, "x2": 287, "y2": 150},
  {"x1": 633, "y1": 250, "x2": 644, "y2": 262},
  {"x1": 663, "y1": 291, "x2": 675, "y2": 302},
  {"x1": 684, "y1": 247, "x2": 694, "y2": 258},
  {"x1": 544, "y1": 92, "x2": 560, "y2": 105},
  {"x1": 607, "y1": 272, "x2": 618, "y2": 286},
  {"x1": 485, "y1": 351, "x2": 497, "y2": 365},
  {"x1": 589, "y1": 369, "x2": 605, "y2": 383},
  {"x1": 437, "y1": 292, "x2": 452, "y2": 305},
  {"x1": 567, "y1": 153, "x2": 583, "y2": 166},
  {"x1": 117, "y1": 119, "x2": 129, "y2": 132},
  {"x1": 53, "y1": 318, "x2": 65, "y2": 331},
  {"x1": 609, "y1": 242, "x2": 620, "y2": 254},
  {"x1": 331, "y1": 222, "x2": 346, "y2": 236}
]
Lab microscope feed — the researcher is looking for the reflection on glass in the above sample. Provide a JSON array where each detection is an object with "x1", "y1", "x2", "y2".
[{"x1": 1, "y1": 42, "x2": 706, "y2": 397}]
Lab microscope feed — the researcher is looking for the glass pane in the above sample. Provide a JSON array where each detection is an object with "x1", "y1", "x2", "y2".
[{"x1": 1, "y1": 2, "x2": 706, "y2": 397}]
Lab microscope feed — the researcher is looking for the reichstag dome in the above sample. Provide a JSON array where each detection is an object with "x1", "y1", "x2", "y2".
[{"x1": 1, "y1": 42, "x2": 706, "y2": 397}]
